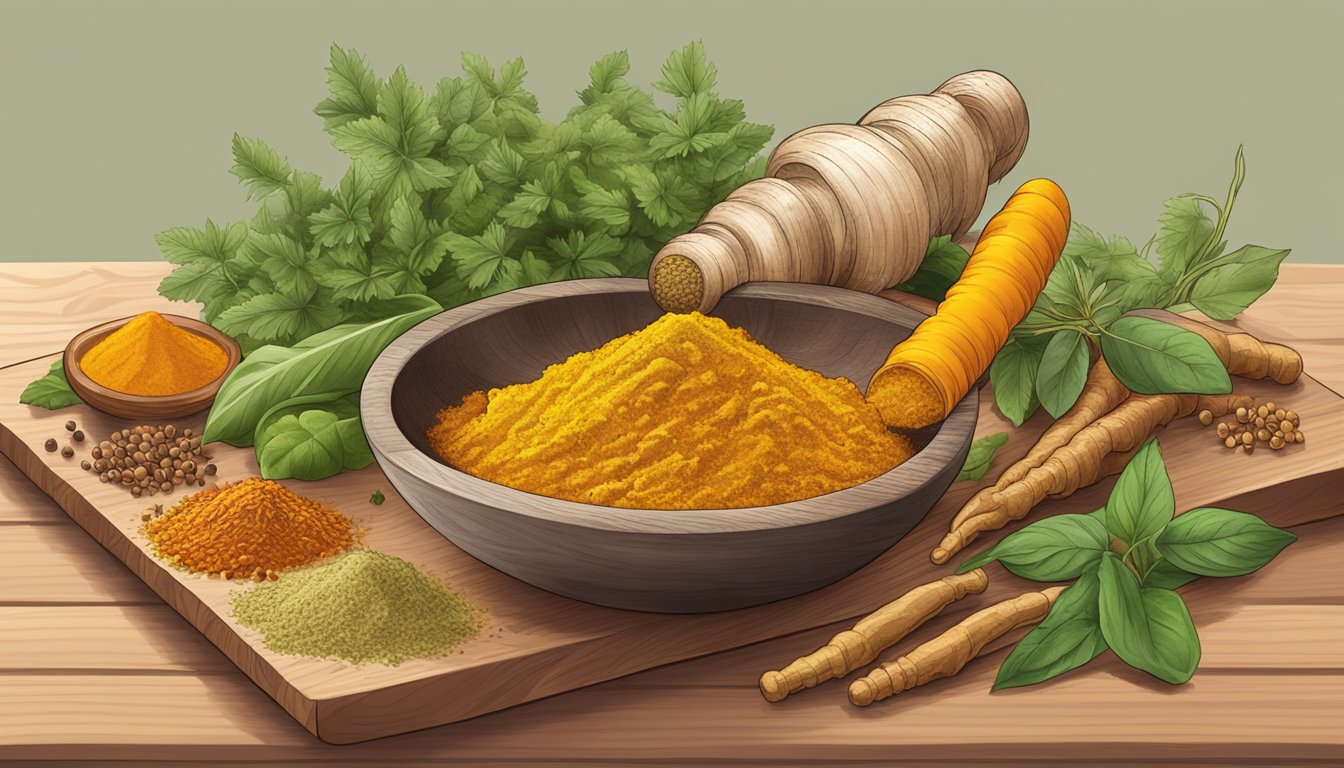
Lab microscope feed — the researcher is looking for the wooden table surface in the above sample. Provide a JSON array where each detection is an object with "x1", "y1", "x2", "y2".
[{"x1": 2, "y1": 262, "x2": 1342, "y2": 766}]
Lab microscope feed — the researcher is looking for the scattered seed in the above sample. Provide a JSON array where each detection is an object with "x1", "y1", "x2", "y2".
[
  {"x1": 204, "y1": 463, "x2": 217, "y2": 476},
  {"x1": 61, "y1": 446, "x2": 74, "y2": 459},
  {"x1": 1270, "y1": 436, "x2": 1285, "y2": 449},
  {"x1": 1256, "y1": 428, "x2": 1271, "y2": 442},
  {"x1": 1198, "y1": 409, "x2": 1213, "y2": 426},
  {"x1": 1235, "y1": 407, "x2": 1249, "y2": 423},
  {"x1": 44, "y1": 438, "x2": 58, "y2": 452},
  {"x1": 1241, "y1": 432, "x2": 1254, "y2": 446},
  {"x1": 80, "y1": 460, "x2": 91, "y2": 470},
  {"x1": 65, "y1": 420, "x2": 77, "y2": 432},
  {"x1": 72, "y1": 430, "x2": 84, "y2": 442},
  {"x1": 1224, "y1": 435, "x2": 1237, "y2": 449}
]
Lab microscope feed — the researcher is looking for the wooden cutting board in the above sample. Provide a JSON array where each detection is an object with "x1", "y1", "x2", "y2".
[{"x1": 2, "y1": 350, "x2": 1342, "y2": 744}]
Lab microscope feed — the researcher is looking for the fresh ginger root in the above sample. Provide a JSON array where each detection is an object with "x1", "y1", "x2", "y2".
[
  {"x1": 932, "y1": 316, "x2": 1304, "y2": 564},
  {"x1": 759, "y1": 570, "x2": 988, "y2": 703},
  {"x1": 848, "y1": 586, "x2": 1064, "y2": 706}
]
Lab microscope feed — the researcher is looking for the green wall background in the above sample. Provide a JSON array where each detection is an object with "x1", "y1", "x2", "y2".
[{"x1": 2, "y1": 0, "x2": 1339, "y2": 264}]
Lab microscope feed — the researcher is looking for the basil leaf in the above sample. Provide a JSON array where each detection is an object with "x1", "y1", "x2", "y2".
[
  {"x1": 991, "y1": 334, "x2": 1046, "y2": 426},
  {"x1": 1102, "y1": 438, "x2": 1173, "y2": 548},
  {"x1": 1097, "y1": 553, "x2": 1201, "y2": 684},
  {"x1": 1100, "y1": 316, "x2": 1231, "y2": 395},
  {"x1": 1143, "y1": 558, "x2": 1200, "y2": 590},
  {"x1": 1156, "y1": 507, "x2": 1296, "y2": 577},
  {"x1": 1189, "y1": 246, "x2": 1290, "y2": 321},
  {"x1": 957, "y1": 432, "x2": 1009, "y2": 482},
  {"x1": 957, "y1": 514, "x2": 1109, "y2": 581},
  {"x1": 256, "y1": 406, "x2": 375, "y2": 481},
  {"x1": 19, "y1": 359, "x2": 83, "y2": 410},
  {"x1": 993, "y1": 565, "x2": 1107, "y2": 690},
  {"x1": 203, "y1": 295, "x2": 440, "y2": 446},
  {"x1": 1035, "y1": 329, "x2": 1090, "y2": 418}
]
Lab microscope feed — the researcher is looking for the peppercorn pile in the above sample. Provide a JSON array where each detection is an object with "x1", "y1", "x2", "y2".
[
  {"x1": 85, "y1": 423, "x2": 215, "y2": 497},
  {"x1": 1204, "y1": 397, "x2": 1304, "y2": 453},
  {"x1": 145, "y1": 477, "x2": 363, "y2": 581}
]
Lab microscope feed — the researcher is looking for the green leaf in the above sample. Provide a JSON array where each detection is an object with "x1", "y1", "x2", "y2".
[
  {"x1": 625, "y1": 165, "x2": 696, "y2": 228},
  {"x1": 446, "y1": 222, "x2": 515, "y2": 289},
  {"x1": 1189, "y1": 246, "x2": 1290, "y2": 320},
  {"x1": 894, "y1": 236, "x2": 970, "y2": 302},
  {"x1": 956, "y1": 432, "x2": 1009, "y2": 482},
  {"x1": 314, "y1": 44, "x2": 381, "y2": 130},
  {"x1": 1064, "y1": 222, "x2": 1153, "y2": 283},
  {"x1": 309, "y1": 162, "x2": 375, "y2": 247},
  {"x1": 1142, "y1": 558, "x2": 1200, "y2": 590},
  {"x1": 479, "y1": 139, "x2": 529, "y2": 186},
  {"x1": 430, "y1": 77, "x2": 492, "y2": 130},
  {"x1": 247, "y1": 233, "x2": 316, "y2": 299},
  {"x1": 993, "y1": 565, "x2": 1107, "y2": 690},
  {"x1": 547, "y1": 230, "x2": 623, "y2": 279},
  {"x1": 315, "y1": 258, "x2": 396, "y2": 303},
  {"x1": 1097, "y1": 553, "x2": 1201, "y2": 684},
  {"x1": 990, "y1": 334, "x2": 1046, "y2": 426},
  {"x1": 1103, "y1": 438, "x2": 1173, "y2": 548},
  {"x1": 204, "y1": 296, "x2": 441, "y2": 446},
  {"x1": 1036, "y1": 329, "x2": 1090, "y2": 418},
  {"x1": 1156, "y1": 196, "x2": 1215, "y2": 276},
  {"x1": 1156, "y1": 507, "x2": 1296, "y2": 577},
  {"x1": 654, "y1": 40, "x2": 717, "y2": 98},
  {"x1": 957, "y1": 514, "x2": 1110, "y2": 582},
  {"x1": 230, "y1": 134, "x2": 292, "y2": 201},
  {"x1": 580, "y1": 114, "x2": 643, "y2": 167},
  {"x1": 19, "y1": 359, "x2": 82, "y2": 410},
  {"x1": 580, "y1": 50, "x2": 631, "y2": 103},
  {"x1": 1100, "y1": 316, "x2": 1231, "y2": 395},
  {"x1": 213, "y1": 290, "x2": 344, "y2": 346},
  {"x1": 156, "y1": 219, "x2": 250, "y2": 267},
  {"x1": 256, "y1": 407, "x2": 374, "y2": 481}
]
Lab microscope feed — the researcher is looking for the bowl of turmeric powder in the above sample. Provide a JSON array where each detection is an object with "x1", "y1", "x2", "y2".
[
  {"x1": 363, "y1": 279, "x2": 977, "y2": 613},
  {"x1": 63, "y1": 312, "x2": 242, "y2": 419}
]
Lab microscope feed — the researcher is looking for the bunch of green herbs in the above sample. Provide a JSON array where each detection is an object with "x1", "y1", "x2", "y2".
[{"x1": 157, "y1": 41, "x2": 774, "y2": 353}]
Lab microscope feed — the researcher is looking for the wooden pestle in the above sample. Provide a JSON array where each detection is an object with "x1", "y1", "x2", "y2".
[{"x1": 649, "y1": 70, "x2": 1030, "y2": 314}]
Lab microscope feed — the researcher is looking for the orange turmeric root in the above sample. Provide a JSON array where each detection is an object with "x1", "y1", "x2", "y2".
[
  {"x1": 933, "y1": 316, "x2": 1305, "y2": 564},
  {"x1": 759, "y1": 569, "x2": 988, "y2": 703},
  {"x1": 848, "y1": 586, "x2": 1065, "y2": 706}
]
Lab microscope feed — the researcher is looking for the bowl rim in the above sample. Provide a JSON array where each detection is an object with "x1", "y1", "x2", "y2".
[
  {"x1": 63, "y1": 312, "x2": 243, "y2": 404},
  {"x1": 362, "y1": 278, "x2": 977, "y2": 535}
]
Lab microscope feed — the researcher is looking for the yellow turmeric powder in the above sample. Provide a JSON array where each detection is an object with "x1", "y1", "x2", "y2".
[
  {"x1": 80, "y1": 311, "x2": 228, "y2": 396},
  {"x1": 428, "y1": 312, "x2": 915, "y2": 510},
  {"x1": 145, "y1": 477, "x2": 362, "y2": 580}
]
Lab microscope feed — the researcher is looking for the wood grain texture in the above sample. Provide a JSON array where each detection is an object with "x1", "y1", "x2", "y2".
[
  {"x1": 365, "y1": 279, "x2": 976, "y2": 612},
  {"x1": 3, "y1": 345, "x2": 1342, "y2": 744},
  {"x1": 0, "y1": 262, "x2": 1342, "y2": 764}
]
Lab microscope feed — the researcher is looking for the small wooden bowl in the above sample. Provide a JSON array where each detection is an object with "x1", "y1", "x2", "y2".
[
  {"x1": 364, "y1": 279, "x2": 978, "y2": 613},
  {"x1": 63, "y1": 314, "x2": 242, "y2": 420}
]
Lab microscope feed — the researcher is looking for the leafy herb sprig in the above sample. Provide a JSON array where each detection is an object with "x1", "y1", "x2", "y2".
[
  {"x1": 984, "y1": 148, "x2": 1290, "y2": 424},
  {"x1": 156, "y1": 42, "x2": 774, "y2": 353},
  {"x1": 958, "y1": 437, "x2": 1295, "y2": 689}
]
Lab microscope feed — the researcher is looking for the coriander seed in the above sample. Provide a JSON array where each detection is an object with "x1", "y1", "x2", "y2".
[
  {"x1": 65, "y1": 420, "x2": 76, "y2": 432},
  {"x1": 1198, "y1": 409, "x2": 1213, "y2": 425},
  {"x1": 44, "y1": 438, "x2": 57, "y2": 452}
]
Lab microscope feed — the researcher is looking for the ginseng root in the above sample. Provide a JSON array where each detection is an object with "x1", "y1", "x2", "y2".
[
  {"x1": 932, "y1": 317, "x2": 1305, "y2": 564},
  {"x1": 848, "y1": 586, "x2": 1064, "y2": 706},
  {"x1": 934, "y1": 393, "x2": 1253, "y2": 563},
  {"x1": 759, "y1": 569, "x2": 988, "y2": 703}
]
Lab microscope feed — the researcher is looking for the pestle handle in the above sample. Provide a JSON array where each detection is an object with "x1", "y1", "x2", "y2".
[{"x1": 649, "y1": 70, "x2": 1029, "y2": 314}]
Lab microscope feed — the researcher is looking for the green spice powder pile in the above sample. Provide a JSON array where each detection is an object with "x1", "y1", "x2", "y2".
[{"x1": 232, "y1": 549, "x2": 485, "y2": 665}]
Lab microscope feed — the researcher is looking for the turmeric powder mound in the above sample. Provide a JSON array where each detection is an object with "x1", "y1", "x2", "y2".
[
  {"x1": 428, "y1": 312, "x2": 915, "y2": 510},
  {"x1": 145, "y1": 477, "x2": 362, "y2": 580},
  {"x1": 80, "y1": 311, "x2": 227, "y2": 396}
]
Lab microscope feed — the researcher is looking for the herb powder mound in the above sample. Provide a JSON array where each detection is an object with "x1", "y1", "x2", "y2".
[
  {"x1": 145, "y1": 477, "x2": 362, "y2": 580},
  {"x1": 428, "y1": 312, "x2": 916, "y2": 509},
  {"x1": 232, "y1": 549, "x2": 485, "y2": 665},
  {"x1": 79, "y1": 311, "x2": 228, "y2": 396}
]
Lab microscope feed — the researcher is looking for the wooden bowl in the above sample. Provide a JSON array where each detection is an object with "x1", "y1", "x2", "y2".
[
  {"x1": 363, "y1": 279, "x2": 977, "y2": 613},
  {"x1": 63, "y1": 314, "x2": 242, "y2": 420}
]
